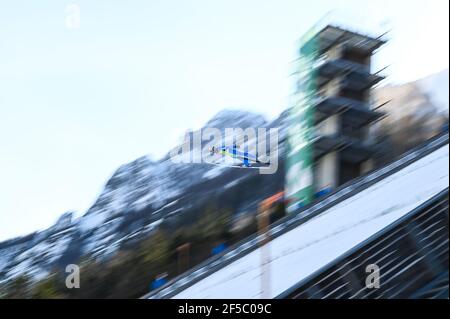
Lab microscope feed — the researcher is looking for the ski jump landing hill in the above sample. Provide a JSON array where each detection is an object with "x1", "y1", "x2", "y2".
[{"x1": 145, "y1": 133, "x2": 449, "y2": 299}]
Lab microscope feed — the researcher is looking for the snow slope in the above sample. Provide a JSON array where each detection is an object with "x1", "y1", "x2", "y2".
[{"x1": 170, "y1": 144, "x2": 449, "y2": 299}]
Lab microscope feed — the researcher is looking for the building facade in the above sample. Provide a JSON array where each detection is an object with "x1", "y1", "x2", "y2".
[{"x1": 286, "y1": 24, "x2": 387, "y2": 211}]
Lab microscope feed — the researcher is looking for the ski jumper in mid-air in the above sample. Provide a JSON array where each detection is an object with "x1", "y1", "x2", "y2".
[{"x1": 210, "y1": 143, "x2": 266, "y2": 168}]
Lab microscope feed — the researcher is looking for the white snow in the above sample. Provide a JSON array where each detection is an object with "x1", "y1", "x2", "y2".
[
  {"x1": 0, "y1": 243, "x2": 26, "y2": 273},
  {"x1": 172, "y1": 145, "x2": 449, "y2": 299},
  {"x1": 167, "y1": 208, "x2": 183, "y2": 216},
  {"x1": 224, "y1": 180, "x2": 240, "y2": 189},
  {"x1": 202, "y1": 165, "x2": 228, "y2": 179},
  {"x1": 78, "y1": 210, "x2": 109, "y2": 232},
  {"x1": 46, "y1": 236, "x2": 72, "y2": 263},
  {"x1": 143, "y1": 219, "x2": 163, "y2": 233},
  {"x1": 15, "y1": 241, "x2": 50, "y2": 262},
  {"x1": 0, "y1": 257, "x2": 6, "y2": 273},
  {"x1": 81, "y1": 217, "x2": 122, "y2": 255},
  {"x1": 131, "y1": 190, "x2": 160, "y2": 211},
  {"x1": 4, "y1": 233, "x2": 73, "y2": 282},
  {"x1": 6, "y1": 259, "x2": 32, "y2": 279}
]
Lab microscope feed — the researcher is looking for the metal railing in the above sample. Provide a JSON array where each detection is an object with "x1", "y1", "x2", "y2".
[
  {"x1": 278, "y1": 189, "x2": 449, "y2": 299},
  {"x1": 144, "y1": 132, "x2": 449, "y2": 299}
]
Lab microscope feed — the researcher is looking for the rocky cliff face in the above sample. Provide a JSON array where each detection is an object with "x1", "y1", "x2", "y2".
[{"x1": 0, "y1": 109, "x2": 279, "y2": 284}]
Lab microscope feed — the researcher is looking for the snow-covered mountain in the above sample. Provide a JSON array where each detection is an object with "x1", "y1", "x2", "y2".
[
  {"x1": 0, "y1": 69, "x2": 447, "y2": 285},
  {"x1": 0, "y1": 109, "x2": 277, "y2": 284}
]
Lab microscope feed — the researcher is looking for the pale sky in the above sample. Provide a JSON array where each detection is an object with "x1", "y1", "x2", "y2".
[{"x1": 0, "y1": 0, "x2": 448, "y2": 241}]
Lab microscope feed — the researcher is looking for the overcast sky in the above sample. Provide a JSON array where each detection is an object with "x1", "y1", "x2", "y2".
[{"x1": 0, "y1": 0, "x2": 448, "y2": 241}]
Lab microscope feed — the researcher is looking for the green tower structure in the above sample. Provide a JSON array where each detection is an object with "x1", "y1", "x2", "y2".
[{"x1": 286, "y1": 24, "x2": 387, "y2": 213}]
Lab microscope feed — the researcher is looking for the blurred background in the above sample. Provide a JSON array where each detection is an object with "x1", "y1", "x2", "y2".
[{"x1": 0, "y1": 0, "x2": 448, "y2": 298}]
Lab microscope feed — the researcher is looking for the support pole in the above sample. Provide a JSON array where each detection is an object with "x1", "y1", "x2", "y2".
[{"x1": 176, "y1": 243, "x2": 191, "y2": 275}]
